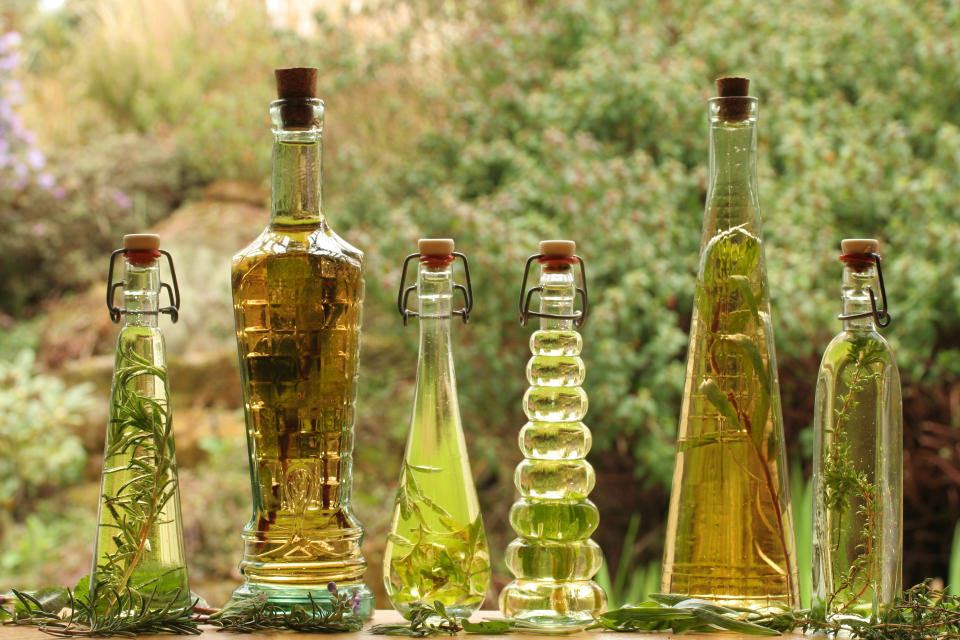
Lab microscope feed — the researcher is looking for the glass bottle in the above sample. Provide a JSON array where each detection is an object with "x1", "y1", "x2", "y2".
[
  {"x1": 229, "y1": 67, "x2": 373, "y2": 616},
  {"x1": 384, "y1": 238, "x2": 491, "y2": 618},
  {"x1": 500, "y1": 240, "x2": 606, "y2": 632},
  {"x1": 92, "y1": 233, "x2": 189, "y2": 612},
  {"x1": 812, "y1": 239, "x2": 902, "y2": 622},
  {"x1": 661, "y1": 77, "x2": 799, "y2": 610}
]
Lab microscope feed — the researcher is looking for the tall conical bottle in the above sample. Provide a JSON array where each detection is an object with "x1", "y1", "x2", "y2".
[
  {"x1": 230, "y1": 67, "x2": 373, "y2": 616},
  {"x1": 92, "y1": 233, "x2": 190, "y2": 612},
  {"x1": 500, "y1": 240, "x2": 606, "y2": 632},
  {"x1": 812, "y1": 239, "x2": 902, "y2": 622},
  {"x1": 384, "y1": 238, "x2": 491, "y2": 618},
  {"x1": 661, "y1": 78, "x2": 799, "y2": 610}
]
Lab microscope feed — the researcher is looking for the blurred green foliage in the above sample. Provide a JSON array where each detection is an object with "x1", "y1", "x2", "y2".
[
  {"x1": 2, "y1": 0, "x2": 960, "y2": 600},
  {"x1": 0, "y1": 351, "x2": 92, "y2": 510},
  {"x1": 349, "y1": 0, "x2": 960, "y2": 490}
]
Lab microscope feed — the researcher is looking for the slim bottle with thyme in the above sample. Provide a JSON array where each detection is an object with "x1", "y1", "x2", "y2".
[
  {"x1": 812, "y1": 238, "x2": 902, "y2": 622},
  {"x1": 230, "y1": 68, "x2": 373, "y2": 615},
  {"x1": 500, "y1": 240, "x2": 606, "y2": 632},
  {"x1": 661, "y1": 78, "x2": 799, "y2": 611},
  {"x1": 92, "y1": 233, "x2": 189, "y2": 613},
  {"x1": 384, "y1": 239, "x2": 491, "y2": 618}
]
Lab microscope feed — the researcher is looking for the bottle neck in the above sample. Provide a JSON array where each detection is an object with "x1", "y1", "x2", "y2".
[
  {"x1": 414, "y1": 259, "x2": 456, "y2": 401},
  {"x1": 706, "y1": 98, "x2": 760, "y2": 228},
  {"x1": 122, "y1": 259, "x2": 160, "y2": 328},
  {"x1": 418, "y1": 259, "x2": 454, "y2": 320},
  {"x1": 269, "y1": 99, "x2": 325, "y2": 227},
  {"x1": 841, "y1": 261, "x2": 878, "y2": 332},
  {"x1": 538, "y1": 262, "x2": 576, "y2": 331}
]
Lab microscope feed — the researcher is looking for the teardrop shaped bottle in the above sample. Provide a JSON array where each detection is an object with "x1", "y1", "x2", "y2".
[
  {"x1": 384, "y1": 239, "x2": 491, "y2": 618},
  {"x1": 811, "y1": 239, "x2": 902, "y2": 622},
  {"x1": 91, "y1": 234, "x2": 190, "y2": 612},
  {"x1": 661, "y1": 78, "x2": 799, "y2": 610},
  {"x1": 499, "y1": 240, "x2": 606, "y2": 632}
]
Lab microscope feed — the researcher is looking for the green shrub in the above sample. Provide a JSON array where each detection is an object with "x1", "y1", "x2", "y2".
[
  {"x1": 343, "y1": 0, "x2": 960, "y2": 489},
  {"x1": 0, "y1": 351, "x2": 93, "y2": 510}
]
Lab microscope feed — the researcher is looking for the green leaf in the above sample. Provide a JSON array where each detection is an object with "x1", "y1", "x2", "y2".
[
  {"x1": 730, "y1": 274, "x2": 760, "y2": 322},
  {"x1": 699, "y1": 379, "x2": 743, "y2": 430},
  {"x1": 461, "y1": 619, "x2": 514, "y2": 634}
]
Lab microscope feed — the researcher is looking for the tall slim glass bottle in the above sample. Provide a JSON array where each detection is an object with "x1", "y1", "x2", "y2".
[
  {"x1": 812, "y1": 239, "x2": 902, "y2": 622},
  {"x1": 230, "y1": 67, "x2": 373, "y2": 616},
  {"x1": 500, "y1": 240, "x2": 606, "y2": 632},
  {"x1": 661, "y1": 78, "x2": 799, "y2": 610},
  {"x1": 93, "y1": 233, "x2": 189, "y2": 612},
  {"x1": 384, "y1": 239, "x2": 491, "y2": 618}
]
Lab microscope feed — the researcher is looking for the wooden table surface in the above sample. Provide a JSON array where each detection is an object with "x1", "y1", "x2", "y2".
[{"x1": 2, "y1": 610, "x2": 810, "y2": 639}]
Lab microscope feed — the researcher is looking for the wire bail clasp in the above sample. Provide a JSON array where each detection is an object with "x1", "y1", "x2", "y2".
[
  {"x1": 518, "y1": 254, "x2": 589, "y2": 328},
  {"x1": 837, "y1": 252, "x2": 891, "y2": 328},
  {"x1": 106, "y1": 249, "x2": 182, "y2": 324},
  {"x1": 397, "y1": 252, "x2": 474, "y2": 326}
]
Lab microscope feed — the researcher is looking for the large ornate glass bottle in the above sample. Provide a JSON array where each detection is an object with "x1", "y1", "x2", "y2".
[
  {"x1": 661, "y1": 78, "x2": 799, "y2": 610},
  {"x1": 230, "y1": 68, "x2": 373, "y2": 615},
  {"x1": 92, "y1": 233, "x2": 189, "y2": 612},
  {"x1": 500, "y1": 240, "x2": 606, "y2": 632},
  {"x1": 384, "y1": 239, "x2": 491, "y2": 618},
  {"x1": 812, "y1": 239, "x2": 902, "y2": 622}
]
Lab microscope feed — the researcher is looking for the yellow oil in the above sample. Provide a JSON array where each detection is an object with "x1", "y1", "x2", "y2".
[
  {"x1": 231, "y1": 221, "x2": 372, "y2": 613},
  {"x1": 661, "y1": 228, "x2": 799, "y2": 611}
]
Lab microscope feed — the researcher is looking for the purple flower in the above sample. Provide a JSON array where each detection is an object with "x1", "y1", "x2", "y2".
[
  {"x1": 52, "y1": 185, "x2": 66, "y2": 199},
  {"x1": 0, "y1": 32, "x2": 22, "y2": 50},
  {"x1": 13, "y1": 162, "x2": 27, "y2": 178},
  {"x1": 326, "y1": 581, "x2": 338, "y2": 595},
  {"x1": 111, "y1": 189, "x2": 133, "y2": 210},
  {"x1": 349, "y1": 593, "x2": 362, "y2": 614},
  {"x1": 0, "y1": 51, "x2": 20, "y2": 73},
  {"x1": 31, "y1": 222, "x2": 46, "y2": 237},
  {"x1": 26, "y1": 148, "x2": 45, "y2": 170},
  {"x1": 36, "y1": 172, "x2": 55, "y2": 189}
]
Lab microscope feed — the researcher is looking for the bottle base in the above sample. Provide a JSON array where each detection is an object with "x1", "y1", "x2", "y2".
[
  {"x1": 499, "y1": 579, "x2": 605, "y2": 633},
  {"x1": 229, "y1": 580, "x2": 375, "y2": 620}
]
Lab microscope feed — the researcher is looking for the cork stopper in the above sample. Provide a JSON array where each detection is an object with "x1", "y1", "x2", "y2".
[
  {"x1": 841, "y1": 238, "x2": 881, "y2": 257},
  {"x1": 274, "y1": 67, "x2": 319, "y2": 128},
  {"x1": 717, "y1": 76, "x2": 749, "y2": 97},
  {"x1": 715, "y1": 76, "x2": 752, "y2": 121},
  {"x1": 539, "y1": 240, "x2": 576, "y2": 258},
  {"x1": 123, "y1": 234, "x2": 160, "y2": 251},
  {"x1": 418, "y1": 238, "x2": 455, "y2": 257},
  {"x1": 275, "y1": 67, "x2": 318, "y2": 100}
]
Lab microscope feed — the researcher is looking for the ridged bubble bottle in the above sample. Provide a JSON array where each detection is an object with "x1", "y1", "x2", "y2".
[
  {"x1": 499, "y1": 240, "x2": 606, "y2": 632},
  {"x1": 661, "y1": 77, "x2": 799, "y2": 611},
  {"x1": 812, "y1": 238, "x2": 902, "y2": 623}
]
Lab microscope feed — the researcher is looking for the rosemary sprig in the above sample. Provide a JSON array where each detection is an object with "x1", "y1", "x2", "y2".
[
  {"x1": 205, "y1": 583, "x2": 364, "y2": 633},
  {"x1": 94, "y1": 344, "x2": 186, "y2": 609},
  {"x1": 1, "y1": 584, "x2": 200, "y2": 636}
]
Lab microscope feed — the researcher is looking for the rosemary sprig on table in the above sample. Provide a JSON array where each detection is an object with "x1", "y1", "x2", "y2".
[
  {"x1": 204, "y1": 584, "x2": 364, "y2": 633},
  {"x1": 0, "y1": 584, "x2": 199, "y2": 636}
]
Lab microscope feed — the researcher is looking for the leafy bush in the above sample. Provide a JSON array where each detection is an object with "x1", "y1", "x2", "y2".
[{"x1": 0, "y1": 351, "x2": 92, "y2": 510}]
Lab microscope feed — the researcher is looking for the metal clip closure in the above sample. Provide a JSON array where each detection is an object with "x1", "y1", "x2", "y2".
[
  {"x1": 518, "y1": 254, "x2": 589, "y2": 328},
  {"x1": 397, "y1": 252, "x2": 474, "y2": 326},
  {"x1": 106, "y1": 249, "x2": 181, "y2": 324},
  {"x1": 837, "y1": 252, "x2": 891, "y2": 328}
]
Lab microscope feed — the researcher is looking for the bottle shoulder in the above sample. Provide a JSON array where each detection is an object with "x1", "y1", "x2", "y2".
[
  {"x1": 232, "y1": 222, "x2": 364, "y2": 275},
  {"x1": 818, "y1": 329, "x2": 898, "y2": 374}
]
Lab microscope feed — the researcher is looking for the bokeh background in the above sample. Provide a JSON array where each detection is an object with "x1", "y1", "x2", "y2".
[{"x1": 2, "y1": 0, "x2": 960, "y2": 610}]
